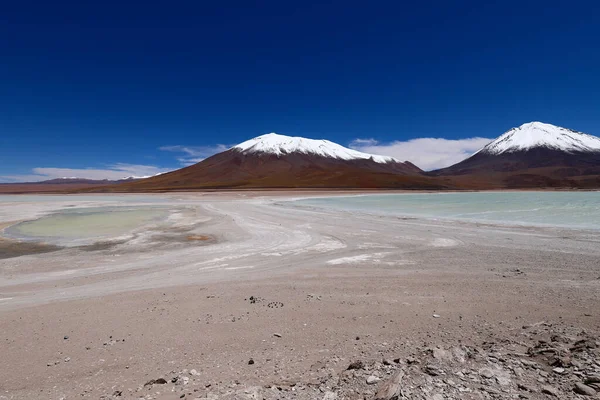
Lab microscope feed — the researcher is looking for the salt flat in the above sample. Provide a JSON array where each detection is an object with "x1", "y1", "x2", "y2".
[{"x1": 0, "y1": 192, "x2": 599, "y2": 399}]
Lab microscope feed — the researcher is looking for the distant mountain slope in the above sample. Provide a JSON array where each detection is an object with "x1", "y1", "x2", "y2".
[
  {"x1": 0, "y1": 177, "x2": 143, "y2": 194},
  {"x1": 115, "y1": 133, "x2": 450, "y2": 190},
  {"x1": 433, "y1": 122, "x2": 600, "y2": 189}
]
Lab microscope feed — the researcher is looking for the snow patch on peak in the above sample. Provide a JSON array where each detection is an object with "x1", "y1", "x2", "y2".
[
  {"x1": 232, "y1": 132, "x2": 400, "y2": 163},
  {"x1": 479, "y1": 122, "x2": 600, "y2": 155}
]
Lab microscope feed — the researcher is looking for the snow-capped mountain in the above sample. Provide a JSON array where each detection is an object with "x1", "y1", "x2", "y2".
[
  {"x1": 477, "y1": 122, "x2": 600, "y2": 155},
  {"x1": 119, "y1": 133, "x2": 449, "y2": 190},
  {"x1": 233, "y1": 133, "x2": 399, "y2": 164},
  {"x1": 433, "y1": 122, "x2": 600, "y2": 188}
]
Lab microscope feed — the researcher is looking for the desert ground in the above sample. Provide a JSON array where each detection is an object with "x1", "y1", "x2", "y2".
[{"x1": 0, "y1": 193, "x2": 599, "y2": 400}]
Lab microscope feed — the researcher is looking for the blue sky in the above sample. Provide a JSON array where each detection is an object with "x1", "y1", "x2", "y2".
[{"x1": 1, "y1": 1, "x2": 599, "y2": 181}]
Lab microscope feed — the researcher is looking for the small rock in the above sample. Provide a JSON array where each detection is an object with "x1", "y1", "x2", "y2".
[
  {"x1": 552, "y1": 367, "x2": 565, "y2": 374},
  {"x1": 432, "y1": 348, "x2": 452, "y2": 361},
  {"x1": 346, "y1": 360, "x2": 364, "y2": 370},
  {"x1": 322, "y1": 392, "x2": 337, "y2": 400},
  {"x1": 520, "y1": 359, "x2": 538, "y2": 368},
  {"x1": 585, "y1": 375, "x2": 600, "y2": 384},
  {"x1": 144, "y1": 378, "x2": 167, "y2": 386},
  {"x1": 433, "y1": 314, "x2": 441, "y2": 318},
  {"x1": 248, "y1": 358, "x2": 255, "y2": 365},
  {"x1": 424, "y1": 364, "x2": 443, "y2": 376},
  {"x1": 63, "y1": 335, "x2": 69, "y2": 340},
  {"x1": 176, "y1": 376, "x2": 189, "y2": 386},
  {"x1": 189, "y1": 369, "x2": 200, "y2": 376},
  {"x1": 375, "y1": 370, "x2": 404, "y2": 400},
  {"x1": 482, "y1": 387, "x2": 502, "y2": 395},
  {"x1": 273, "y1": 333, "x2": 282, "y2": 338},
  {"x1": 518, "y1": 383, "x2": 533, "y2": 392},
  {"x1": 574, "y1": 383, "x2": 597, "y2": 396},
  {"x1": 64, "y1": 357, "x2": 71, "y2": 362},
  {"x1": 366, "y1": 375, "x2": 380, "y2": 385},
  {"x1": 479, "y1": 368, "x2": 493, "y2": 379},
  {"x1": 541, "y1": 385, "x2": 559, "y2": 397}
]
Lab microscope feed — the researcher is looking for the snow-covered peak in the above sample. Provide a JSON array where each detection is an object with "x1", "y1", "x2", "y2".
[
  {"x1": 232, "y1": 132, "x2": 400, "y2": 163},
  {"x1": 479, "y1": 122, "x2": 600, "y2": 155}
]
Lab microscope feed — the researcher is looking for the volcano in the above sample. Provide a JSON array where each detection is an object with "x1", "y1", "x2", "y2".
[
  {"x1": 433, "y1": 122, "x2": 600, "y2": 188},
  {"x1": 116, "y1": 133, "x2": 449, "y2": 190}
]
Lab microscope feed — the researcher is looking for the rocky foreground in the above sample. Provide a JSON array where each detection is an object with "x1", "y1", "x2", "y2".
[{"x1": 101, "y1": 321, "x2": 600, "y2": 400}]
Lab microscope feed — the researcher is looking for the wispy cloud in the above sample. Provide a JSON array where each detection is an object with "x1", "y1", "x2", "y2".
[
  {"x1": 0, "y1": 163, "x2": 172, "y2": 183},
  {"x1": 160, "y1": 144, "x2": 231, "y2": 165},
  {"x1": 349, "y1": 137, "x2": 492, "y2": 170}
]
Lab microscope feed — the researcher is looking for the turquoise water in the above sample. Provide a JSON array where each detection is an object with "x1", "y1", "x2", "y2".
[
  {"x1": 4, "y1": 206, "x2": 169, "y2": 244},
  {"x1": 295, "y1": 192, "x2": 600, "y2": 230}
]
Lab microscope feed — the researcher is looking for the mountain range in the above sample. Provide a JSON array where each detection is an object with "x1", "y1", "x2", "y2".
[
  {"x1": 113, "y1": 122, "x2": 600, "y2": 191},
  {"x1": 3, "y1": 121, "x2": 599, "y2": 193}
]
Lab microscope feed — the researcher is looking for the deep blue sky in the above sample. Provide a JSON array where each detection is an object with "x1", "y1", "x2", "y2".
[{"x1": 1, "y1": 1, "x2": 599, "y2": 180}]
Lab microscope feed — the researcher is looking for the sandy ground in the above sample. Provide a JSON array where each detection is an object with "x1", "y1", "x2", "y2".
[{"x1": 0, "y1": 193, "x2": 599, "y2": 400}]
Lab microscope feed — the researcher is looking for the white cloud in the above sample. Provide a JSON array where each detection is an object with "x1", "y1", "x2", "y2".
[
  {"x1": 160, "y1": 144, "x2": 231, "y2": 165},
  {"x1": 0, "y1": 163, "x2": 172, "y2": 183},
  {"x1": 349, "y1": 137, "x2": 492, "y2": 170}
]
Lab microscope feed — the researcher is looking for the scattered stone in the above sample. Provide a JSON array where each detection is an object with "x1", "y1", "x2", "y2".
[
  {"x1": 574, "y1": 382, "x2": 597, "y2": 396},
  {"x1": 552, "y1": 367, "x2": 565, "y2": 374},
  {"x1": 176, "y1": 376, "x2": 190, "y2": 386},
  {"x1": 541, "y1": 385, "x2": 559, "y2": 396},
  {"x1": 405, "y1": 356, "x2": 418, "y2": 364},
  {"x1": 144, "y1": 378, "x2": 167, "y2": 386},
  {"x1": 423, "y1": 364, "x2": 443, "y2": 376},
  {"x1": 432, "y1": 348, "x2": 452, "y2": 361},
  {"x1": 479, "y1": 368, "x2": 494, "y2": 379},
  {"x1": 322, "y1": 392, "x2": 337, "y2": 400},
  {"x1": 374, "y1": 370, "x2": 404, "y2": 400},
  {"x1": 346, "y1": 360, "x2": 364, "y2": 370},
  {"x1": 518, "y1": 383, "x2": 533, "y2": 392},
  {"x1": 585, "y1": 375, "x2": 600, "y2": 384},
  {"x1": 366, "y1": 375, "x2": 380, "y2": 385}
]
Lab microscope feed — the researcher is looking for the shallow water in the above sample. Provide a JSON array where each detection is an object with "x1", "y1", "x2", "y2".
[
  {"x1": 295, "y1": 192, "x2": 600, "y2": 230},
  {"x1": 5, "y1": 207, "x2": 168, "y2": 244}
]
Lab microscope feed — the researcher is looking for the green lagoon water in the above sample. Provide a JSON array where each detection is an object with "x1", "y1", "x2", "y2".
[
  {"x1": 5, "y1": 207, "x2": 168, "y2": 243},
  {"x1": 295, "y1": 192, "x2": 600, "y2": 230}
]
